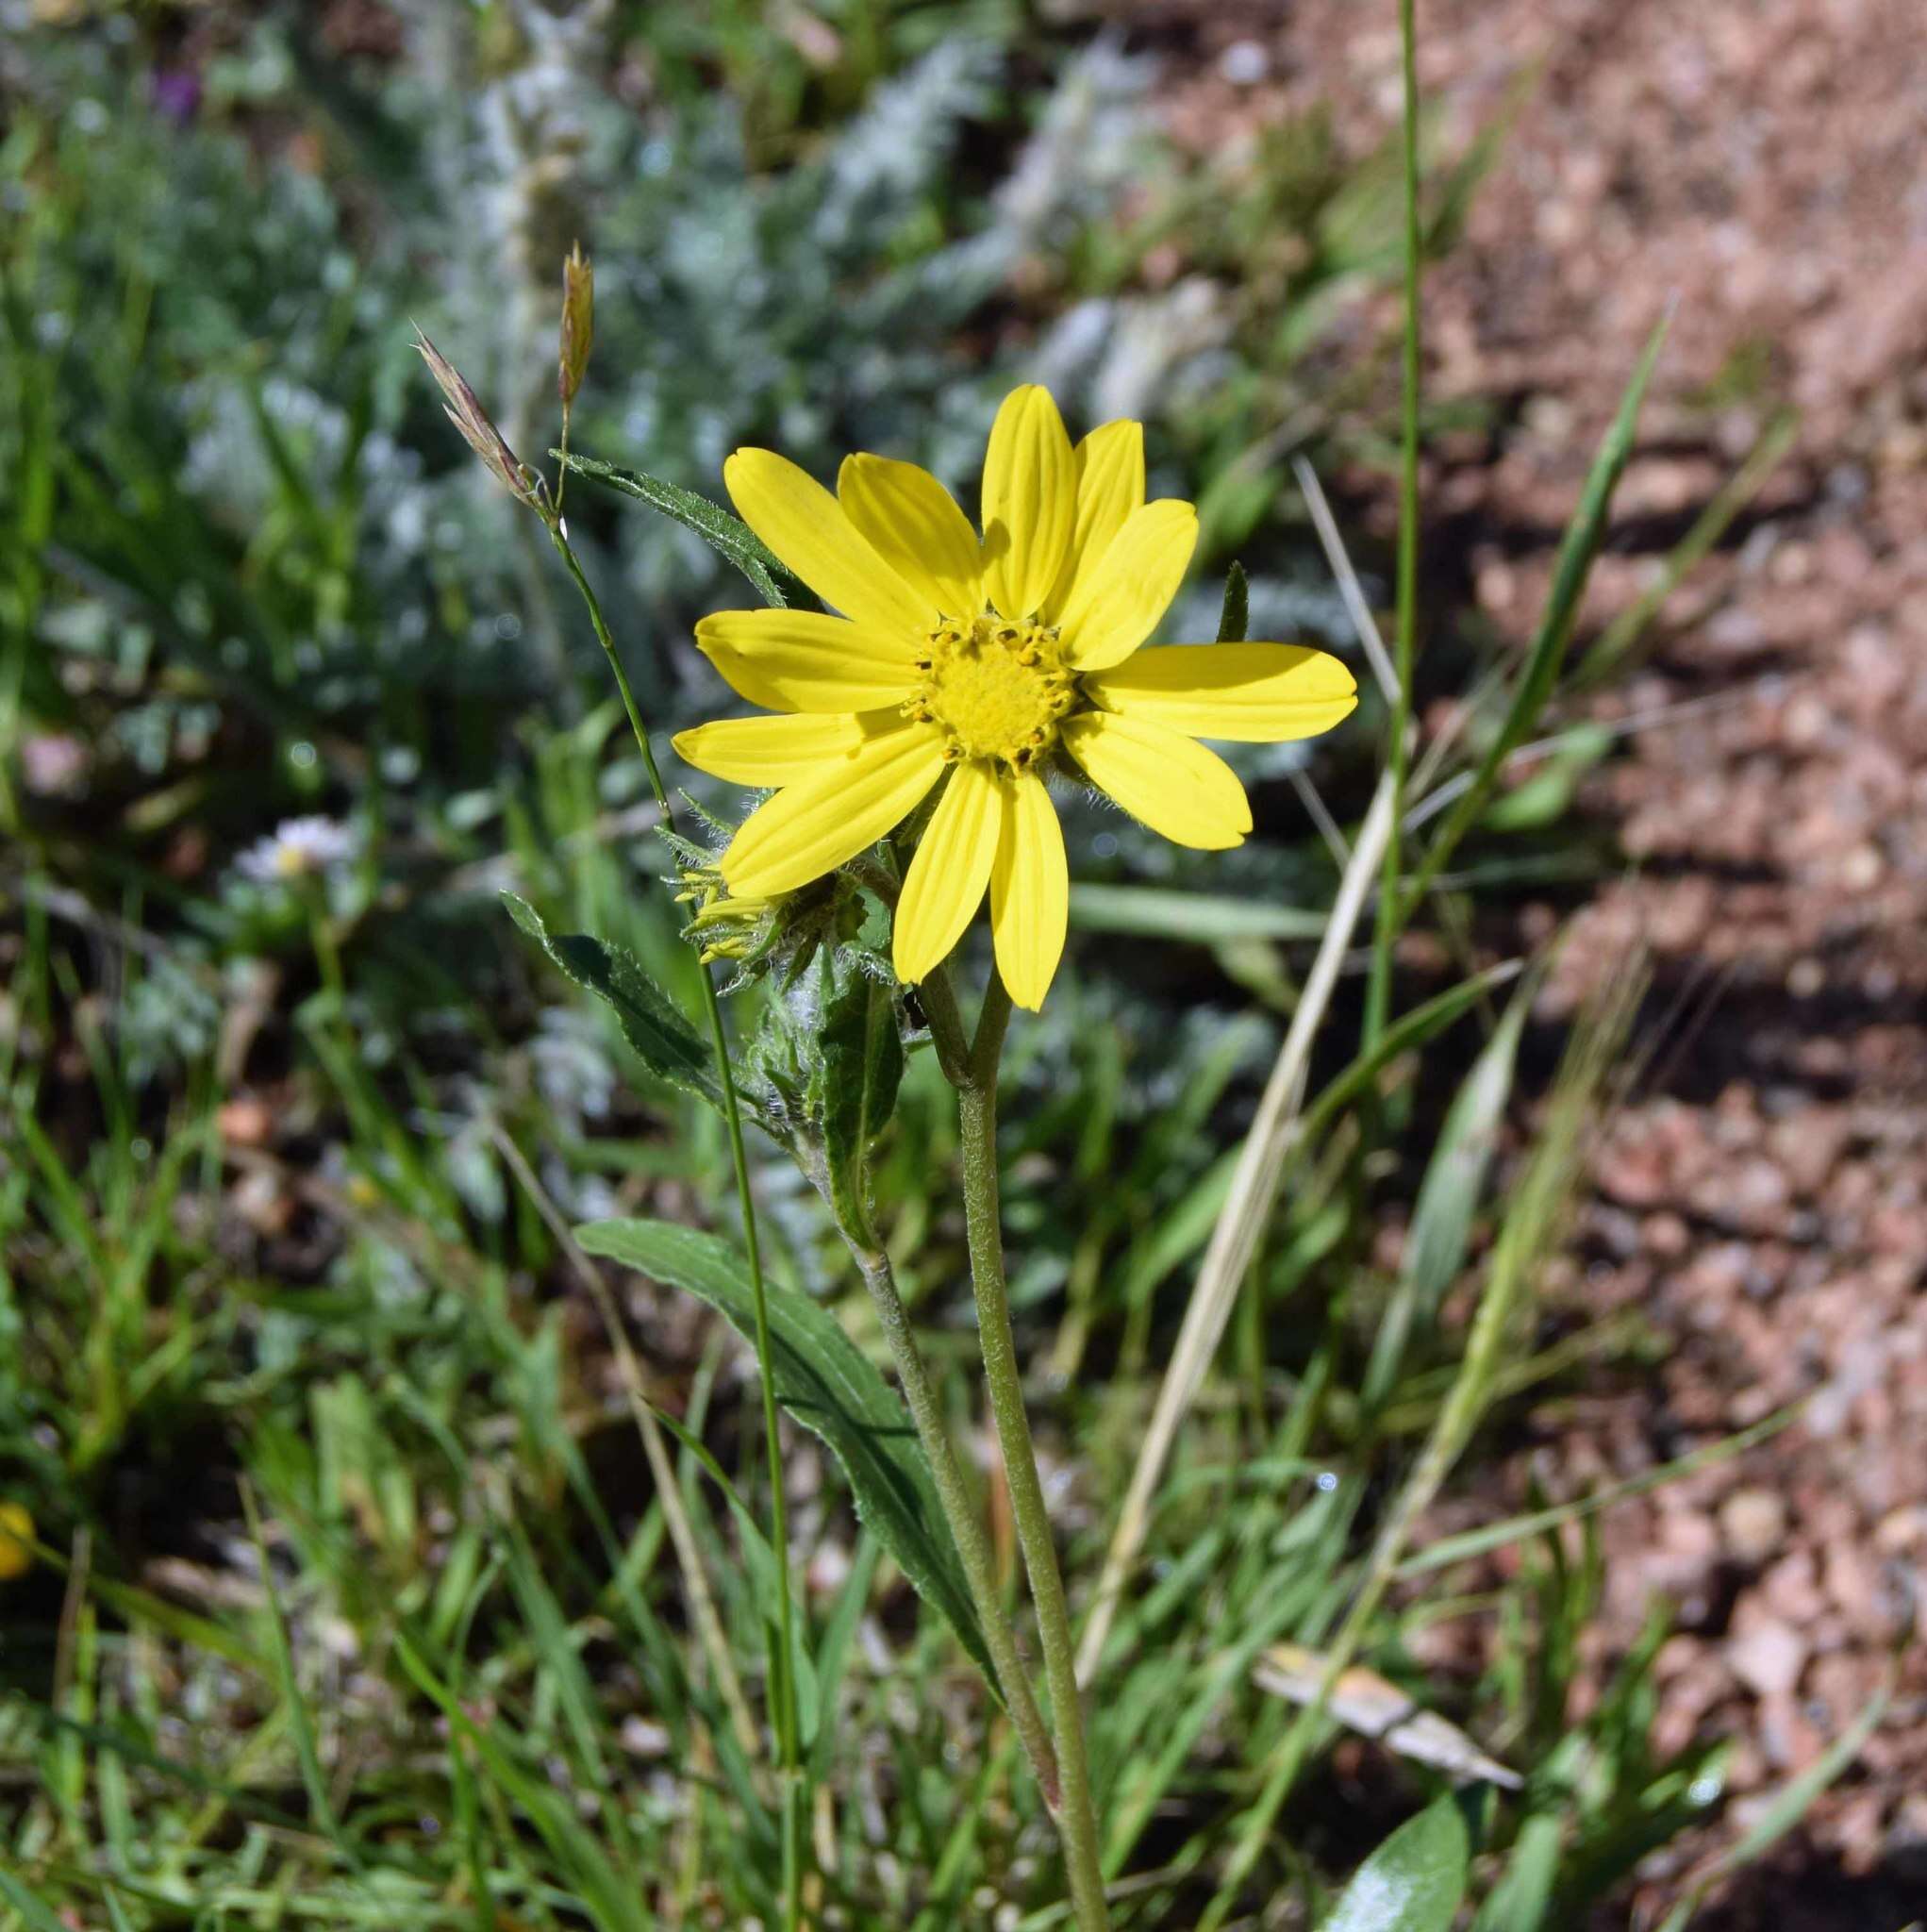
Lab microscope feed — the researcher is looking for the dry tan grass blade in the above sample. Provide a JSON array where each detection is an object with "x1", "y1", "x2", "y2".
[
  {"x1": 1075, "y1": 765, "x2": 1399, "y2": 1683},
  {"x1": 1252, "y1": 1641, "x2": 1522, "y2": 1789}
]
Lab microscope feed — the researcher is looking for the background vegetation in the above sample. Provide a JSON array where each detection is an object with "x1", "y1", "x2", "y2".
[{"x1": 0, "y1": 3, "x2": 1865, "y2": 1925}]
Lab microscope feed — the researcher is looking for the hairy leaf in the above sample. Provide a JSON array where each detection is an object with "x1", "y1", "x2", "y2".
[
  {"x1": 503, "y1": 894, "x2": 720, "y2": 1108},
  {"x1": 575, "y1": 1218, "x2": 992, "y2": 1683},
  {"x1": 815, "y1": 972, "x2": 905, "y2": 1240},
  {"x1": 555, "y1": 451, "x2": 796, "y2": 608}
]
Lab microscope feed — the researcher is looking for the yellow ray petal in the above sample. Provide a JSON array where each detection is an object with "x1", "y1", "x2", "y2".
[
  {"x1": 722, "y1": 721, "x2": 945, "y2": 897},
  {"x1": 1055, "y1": 499, "x2": 1197, "y2": 672},
  {"x1": 978, "y1": 385, "x2": 1076, "y2": 621},
  {"x1": 673, "y1": 710, "x2": 873, "y2": 785},
  {"x1": 1062, "y1": 709, "x2": 1251, "y2": 850},
  {"x1": 989, "y1": 770, "x2": 1068, "y2": 1010},
  {"x1": 839, "y1": 455, "x2": 983, "y2": 622},
  {"x1": 1088, "y1": 644, "x2": 1359, "y2": 741},
  {"x1": 892, "y1": 758, "x2": 1004, "y2": 986},
  {"x1": 1044, "y1": 419, "x2": 1145, "y2": 621},
  {"x1": 697, "y1": 609, "x2": 922, "y2": 713},
  {"x1": 724, "y1": 448, "x2": 934, "y2": 634}
]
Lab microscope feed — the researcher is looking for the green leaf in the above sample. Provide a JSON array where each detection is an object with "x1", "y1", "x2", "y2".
[
  {"x1": 0, "y1": 1872, "x2": 76, "y2": 1932},
  {"x1": 555, "y1": 451, "x2": 796, "y2": 608},
  {"x1": 1069, "y1": 884, "x2": 1329, "y2": 943},
  {"x1": 1299, "y1": 959, "x2": 1523, "y2": 1143},
  {"x1": 394, "y1": 1635, "x2": 655, "y2": 1932},
  {"x1": 1363, "y1": 980, "x2": 1530, "y2": 1407},
  {"x1": 1319, "y1": 1794, "x2": 1470, "y2": 1932},
  {"x1": 1479, "y1": 723, "x2": 1613, "y2": 832},
  {"x1": 575, "y1": 1218, "x2": 993, "y2": 1684},
  {"x1": 815, "y1": 971, "x2": 904, "y2": 1240},
  {"x1": 1711, "y1": 1663, "x2": 1893, "y2": 1877},
  {"x1": 1216, "y1": 559, "x2": 1250, "y2": 643},
  {"x1": 503, "y1": 894, "x2": 721, "y2": 1109},
  {"x1": 1400, "y1": 314, "x2": 1670, "y2": 915}
]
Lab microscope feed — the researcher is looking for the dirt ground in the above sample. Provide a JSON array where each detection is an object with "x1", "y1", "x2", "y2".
[{"x1": 1157, "y1": 1, "x2": 1927, "y2": 1922}]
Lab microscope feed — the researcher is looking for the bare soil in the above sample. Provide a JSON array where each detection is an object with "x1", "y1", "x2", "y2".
[{"x1": 1155, "y1": 2, "x2": 1927, "y2": 1921}]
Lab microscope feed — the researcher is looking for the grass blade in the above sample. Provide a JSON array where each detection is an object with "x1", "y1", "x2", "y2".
[{"x1": 1397, "y1": 313, "x2": 1670, "y2": 921}]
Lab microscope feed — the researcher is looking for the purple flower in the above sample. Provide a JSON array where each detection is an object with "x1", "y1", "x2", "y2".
[{"x1": 151, "y1": 69, "x2": 202, "y2": 125}]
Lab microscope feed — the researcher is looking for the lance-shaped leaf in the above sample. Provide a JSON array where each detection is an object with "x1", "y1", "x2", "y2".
[
  {"x1": 503, "y1": 894, "x2": 720, "y2": 1109},
  {"x1": 1216, "y1": 558, "x2": 1250, "y2": 644},
  {"x1": 575, "y1": 1218, "x2": 993, "y2": 1684},
  {"x1": 1399, "y1": 316, "x2": 1670, "y2": 916},
  {"x1": 813, "y1": 969, "x2": 904, "y2": 1241},
  {"x1": 1320, "y1": 1793, "x2": 1471, "y2": 1932},
  {"x1": 555, "y1": 452, "x2": 797, "y2": 608}
]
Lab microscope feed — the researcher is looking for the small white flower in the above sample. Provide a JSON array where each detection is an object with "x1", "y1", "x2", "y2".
[{"x1": 235, "y1": 815, "x2": 357, "y2": 885}]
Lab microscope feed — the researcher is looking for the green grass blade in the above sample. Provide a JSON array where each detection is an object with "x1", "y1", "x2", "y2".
[
  {"x1": 1362, "y1": 989, "x2": 1530, "y2": 1407},
  {"x1": 239, "y1": 1481, "x2": 357, "y2": 1867},
  {"x1": 1398, "y1": 1407, "x2": 1800, "y2": 1576},
  {"x1": 1399, "y1": 313, "x2": 1670, "y2": 920}
]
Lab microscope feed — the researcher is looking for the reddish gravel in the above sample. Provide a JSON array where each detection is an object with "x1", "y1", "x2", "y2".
[{"x1": 1157, "y1": 2, "x2": 1927, "y2": 1922}]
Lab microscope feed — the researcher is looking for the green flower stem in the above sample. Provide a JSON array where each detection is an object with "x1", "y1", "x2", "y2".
[
  {"x1": 950, "y1": 971, "x2": 1110, "y2": 1932},
  {"x1": 542, "y1": 521, "x2": 806, "y2": 1930},
  {"x1": 843, "y1": 1237, "x2": 1062, "y2": 1811}
]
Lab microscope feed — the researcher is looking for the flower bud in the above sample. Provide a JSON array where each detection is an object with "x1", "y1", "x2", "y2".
[{"x1": 558, "y1": 242, "x2": 594, "y2": 409}]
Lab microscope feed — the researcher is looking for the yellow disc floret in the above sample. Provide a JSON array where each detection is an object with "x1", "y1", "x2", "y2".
[{"x1": 906, "y1": 615, "x2": 1079, "y2": 769}]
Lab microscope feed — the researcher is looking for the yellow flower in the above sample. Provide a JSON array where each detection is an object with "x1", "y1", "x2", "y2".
[
  {"x1": 0, "y1": 1502, "x2": 34, "y2": 1582},
  {"x1": 673, "y1": 386, "x2": 1358, "y2": 1009}
]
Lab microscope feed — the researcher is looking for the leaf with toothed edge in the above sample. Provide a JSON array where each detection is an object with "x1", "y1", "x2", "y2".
[
  {"x1": 553, "y1": 451, "x2": 798, "y2": 608},
  {"x1": 502, "y1": 894, "x2": 721, "y2": 1109}
]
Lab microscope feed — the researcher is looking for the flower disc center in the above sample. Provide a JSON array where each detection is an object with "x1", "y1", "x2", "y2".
[{"x1": 908, "y1": 616, "x2": 1077, "y2": 769}]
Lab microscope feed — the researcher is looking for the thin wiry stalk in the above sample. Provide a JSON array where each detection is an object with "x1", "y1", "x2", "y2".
[
  {"x1": 1362, "y1": 0, "x2": 1427, "y2": 1053},
  {"x1": 542, "y1": 525, "x2": 806, "y2": 1931}
]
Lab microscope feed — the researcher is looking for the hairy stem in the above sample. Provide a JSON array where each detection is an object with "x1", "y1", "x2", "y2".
[
  {"x1": 843, "y1": 1239, "x2": 1062, "y2": 1809},
  {"x1": 950, "y1": 972, "x2": 1110, "y2": 1931}
]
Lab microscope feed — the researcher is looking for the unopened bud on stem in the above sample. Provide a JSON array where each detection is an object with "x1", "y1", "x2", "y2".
[{"x1": 558, "y1": 242, "x2": 594, "y2": 409}]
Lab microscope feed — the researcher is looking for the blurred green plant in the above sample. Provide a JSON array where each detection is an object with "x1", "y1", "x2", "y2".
[{"x1": 0, "y1": 3, "x2": 1849, "y2": 1928}]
